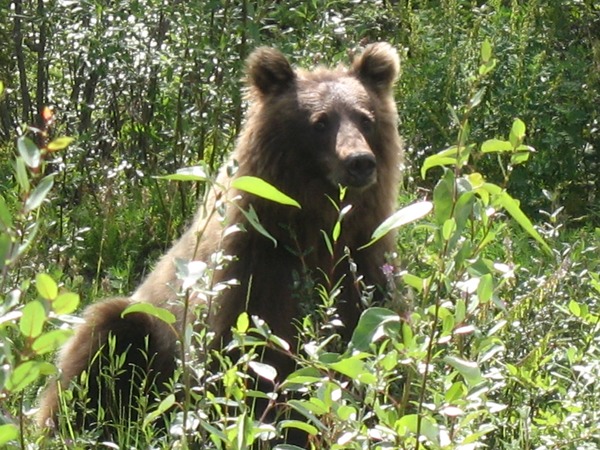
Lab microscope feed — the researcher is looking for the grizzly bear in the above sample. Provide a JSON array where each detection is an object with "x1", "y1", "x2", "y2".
[{"x1": 37, "y1": 42, "x2": 403, "y2": 438}]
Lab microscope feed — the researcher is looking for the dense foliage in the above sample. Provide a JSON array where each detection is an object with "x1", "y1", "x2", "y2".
[{"x1": 1, "y1": 1, "x2": 599, "y2": 449}]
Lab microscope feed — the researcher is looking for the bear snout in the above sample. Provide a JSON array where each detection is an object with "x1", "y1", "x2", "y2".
[{"x1": 344, "y1": 152, "x2": 377, "y2": 188}]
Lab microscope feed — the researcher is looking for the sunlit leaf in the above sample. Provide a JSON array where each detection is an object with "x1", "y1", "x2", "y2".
[
  {"x1": 509, "y1": 118, "x2": 526, "y2": 148},
  {"x1": 477, "y1": 273, "x2": 494, "y2": 303},
  {"x1": 469, "y1": 87, "x2": 486, "y2": 109},
  {"x1": 52, "y1": 292, "x2": 80, "y2": 315},
  {"x1": 122, "y1": 302, "x2": 176, "y2": 324},
  {"x1": 0, "y1": 234, "x2": 10, "y2": 270},
  {"x1": 351, "y1": 307, "x2": 400, "y2": 351},
  {"x1": 279, "y1": 420, "x2": 318, "y2": 436},
  {"x1": 156, "y1": 165, "x2": 209, "y2": 181},
  {"x1": 442, "y1": 217, "x2": 456, "y2": 240},
  {"x1": 249, "y1": 361, "x2": 277, "y2": 381},
  {"x1": 47, "y1": 136, "x2": 74, "y2": 151},
  {"x1": 496, "y1": 191, "x2": 551, "y2": 254},
  {"x1": 481, "y1": 138, "x2": 513, "y2": 153},
  {"x1": 36, "y1": 273, "x2": 58, "y2": 300},
  {"x1": 19, "y1": 300, "x2": 46, "y2": 338},
  {"x1": 433, "y1": 170, "x2": 454, "y2": 225},
  {"x1": 511, "y1": 151, "x2": 530, "y2": 165},
  {"x1": 568, "y1": 300, "x2": 581, "y2": 317},
  {"x1": 421, "y1": 155, "x2": 456, "y2": 179},
  {"x1": 17, "y1": 136, "x2": 41, "y2": 168},
  {"x1": 238, "y1": 204, "x2": 278, "y2": 247},
  {"x1": 402, "y1": 273, "x2": 426, "y2": 293},
  {"x1": 0, "y1": 195, "x2": 13, "y2": 229},
  {"x1": 445, "y1": 381, "x2": 466, "y2": 403},
  {"x1": 444, "y1": 355, "x2": 484, "y2": 386},
  {"x1": 175, "y1": 258, "x2": 208, "y2": 290},
  {"x1": 143, "y1": 394, "x2": 175, "y2": 428},
  {"x1": 232, "y1": 176, "x2": 301, "y2": 208},
  {"x1": 0, "y1": 423, "x2": 19, "y2": 446},
  {"x1": 6, "y1": 361, "x2": 41, "y2": 393},
  {"x1": 14, "y1": 157, "x2": 29, "y2": 192},
  {"x1": 361, "y1": 201, "x2": 432, "y2": 249},
  {"x1": 481, "y1": 39, "x2": 492, "y2": 63},
  {"x1": 32, "y1": 329, "x2": 72, "y2": 355},
  {"x1": 24, "y1": 175, "x2": 54, "y2": 212},
  {"x1": 236, "y1": 311, "x2": 249, "y2": 333}
]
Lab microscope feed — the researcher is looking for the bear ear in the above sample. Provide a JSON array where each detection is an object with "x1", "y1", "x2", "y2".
[
  {"x1": 246, "y1": 47, "x2": 296, "y2": 96},
  {"x1": 351, "y1": 42, "x2": 400, "y2": 93}
]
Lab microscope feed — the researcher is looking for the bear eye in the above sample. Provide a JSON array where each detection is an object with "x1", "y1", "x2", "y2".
[
  {"x1": 312, "y1": 114, "x2": 329, "y2": 132},
  {"x1": 359, "y1": 114, "x2": 375, "y2": 132}
]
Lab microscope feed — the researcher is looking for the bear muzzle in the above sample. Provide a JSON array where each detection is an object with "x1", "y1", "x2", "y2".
[{"x1": 342, "y1": 152, "x2": 377, "y2": 188}]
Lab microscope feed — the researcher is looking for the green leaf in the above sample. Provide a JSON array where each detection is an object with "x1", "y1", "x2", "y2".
[
  {"x1": 0, "y1": 423, "x2": 19, "y2": 446},
  {"x1": 481, "y1": 138, "x2": 513, "y2": 154},
  {"x1": 481, "y1": 39, "x2": 492, "y2": 63},
  {"x1": 19, "y1": 300, "x2": 46, "y2": 338},
  {"x1": 402, "y1": 273, "x2": 426, "y2": 293},
  {"x1": 249, "y1": 361, "x2": 277, "y2": 381},
  {"x1": 510, "y1": 151, "x2": 530, "y2": 165},
  {"x1": 477, "y1": 274, "x2": 494, "y2": 303},
  {"x1": 31, "y1": 329, "x2": 72, "y2": 355},
  {"x1": 0, "y1": 233, "x2": 10, "y2": 270},
  {"x1": 568, "y1": 300, "x2": 581, "y2": 317},
  {"x1": 46, "y1": 136, "x2": 74, "y2": 151},
  {"x1": 496, "y1": 191, "x2": 551, "y2": 254},
  {"x1": 52, "y1": 292, "x2": 80, "y2": 315},
  {"x1": 238, "y1": 204, "x2": 278, "y2": 247},
  {"x1": 329, "y1": 357, "x2": 365, "y2": 379},
  {"x1": 156, "y1": 165, "x2": 209, "y2": 181},
  {"x1": 14, "y1": 157, "x2": 30, "y2": 193},
  {"x1": 444, "y1": 355, "x2": 484, "y2": 386},
  {"x1": 442, "y1": 218, "x2": 456, "y2": 240},
  {"x1": 421, "y1": 145, "x2": 472, "y2": 178},
  {"x1": 469, "y1": 87, "x2": 486, "y2": 109},
  {"x1": 279, "y1": 420, "x2": 318, "y2": 436},
  {"x1": 25, "y1": 175, "x2": 54, "y2": 212},
  {"x1": 236, "y1": 312, "x2": 249, "y2": 333},
  {"x1": 332, "y1": 220, "x2": 341, "y2": 242},
  {"x1": 509, "y1": 118, "x2": 526, "y2": 148},
  {"x1": 6, "y1": 361, "x2": 41, "y2": 393},
  {"x1": 17, "y1": 136, "x2": 41, "y2": 168},
  {"x1": 0, "y1": 195, "x2": 13, "y2": 229},
  {"x1": 351, "y1": 307, "x2": 400, "y2": 351},
  {"x1": 122, "y1": 302, "x2": 177, "y2": 324},
  {"x1": 36, "y1": 273, "x2": 58, "y2": 300},
  {"x1": 445, "y1": 381, "x2": 466, "y2": 403},
  {"x1": 337, "y1": 404, "x2": 356, "y2": 421},
  {"x1": 433, "y1": 170, "x2": 454, "y2": 225},
  {"x1": 232, "y1": 176, "x2": 301, "y2": 208},
  {"x1": 361, "y1": 201, "x2": 432, "y2": 249},
  {"x1": 144, "y1": 394, "x2": 176, "y2": 427},
  {"x1": 421, "y1": 155, "x2": 456, "y2": 179}
]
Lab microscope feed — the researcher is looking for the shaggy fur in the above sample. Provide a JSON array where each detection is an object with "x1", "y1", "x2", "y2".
[{"x1": 38, "y1": 42, "x2": 403, "y2": 434}]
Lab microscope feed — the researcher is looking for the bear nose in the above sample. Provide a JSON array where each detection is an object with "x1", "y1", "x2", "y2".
[{"x1": 345, "y1": 153, "x2": 377, "y2": 187}]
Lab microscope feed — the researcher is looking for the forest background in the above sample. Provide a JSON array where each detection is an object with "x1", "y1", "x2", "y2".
[{"x1": 1, "y1": 1, "x2": 599, "y2": 449}]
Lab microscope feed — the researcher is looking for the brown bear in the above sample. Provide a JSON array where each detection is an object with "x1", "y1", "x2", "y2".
[{"x1": 37, "y1": 42, "x2": 403, "y2": 438}]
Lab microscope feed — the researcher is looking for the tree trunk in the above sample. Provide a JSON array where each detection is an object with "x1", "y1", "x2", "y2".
[{"x1": 12, "y1": 0, "x2": 32, "y2": 124}]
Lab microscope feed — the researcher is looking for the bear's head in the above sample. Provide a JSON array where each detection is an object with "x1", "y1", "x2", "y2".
[{"x1": 238, "y1": 43, "x2": 402, "y2": 208}]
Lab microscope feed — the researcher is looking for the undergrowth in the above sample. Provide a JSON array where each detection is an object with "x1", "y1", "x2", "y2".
[{"x1": 1, "y1": 31, "x2": 599, "y2": 450}]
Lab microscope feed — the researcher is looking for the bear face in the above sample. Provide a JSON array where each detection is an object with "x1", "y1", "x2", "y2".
[{"x1": 238, "y1": 44, "x2": 401, "y2": 209}]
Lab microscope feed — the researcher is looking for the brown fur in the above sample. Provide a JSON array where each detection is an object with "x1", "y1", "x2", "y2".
[{"x1": 38, "y1": 43, "x2": 403, "y2": 434}]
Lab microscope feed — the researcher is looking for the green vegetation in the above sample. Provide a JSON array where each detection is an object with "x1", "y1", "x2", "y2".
[{"x1": 1, "y1": 1, "x2": 599, "y2": 448}]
